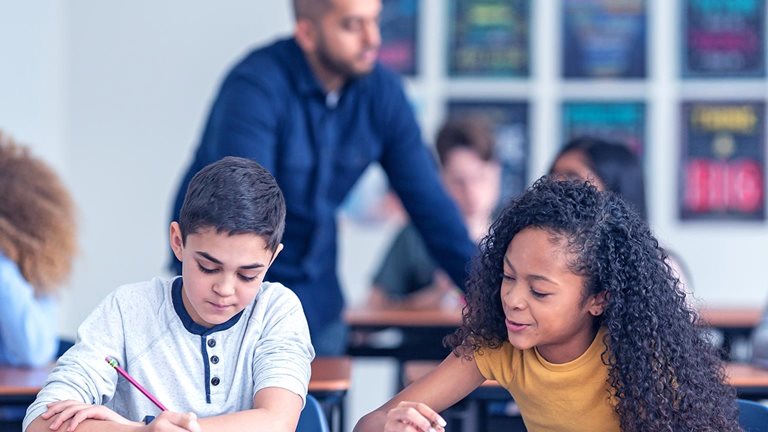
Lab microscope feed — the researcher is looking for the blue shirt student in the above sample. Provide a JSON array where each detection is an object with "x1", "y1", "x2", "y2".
[
  {"x1": 0, "y1": 253, "x2": 58, "y2": 367},
  {"x1": 171, "y1": 38, "x2": 475, "y2": 354}
]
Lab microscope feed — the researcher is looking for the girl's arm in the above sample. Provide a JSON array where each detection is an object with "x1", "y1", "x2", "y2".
[{"x1": 354, "y1": 353, "x2": 486, "y2": 432}]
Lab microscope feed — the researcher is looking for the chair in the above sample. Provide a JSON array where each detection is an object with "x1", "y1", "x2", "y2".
[
  {"x1": 737, "y1": 399, "x2": 768, "y2": 432},
  {"x1": 297, "y1": 394, "x2": 330, "y2": 432}
]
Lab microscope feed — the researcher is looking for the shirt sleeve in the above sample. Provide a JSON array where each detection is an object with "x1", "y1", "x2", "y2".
[
  {"x1": 376, "y1": 70, "x2": 476, "y2": 291},
  {"x1": 250, "y1": 288, "x2": 314, "y2": 407},
  {"x1": 0, "y1": 256, "x2": 58, "y2": 367},
  {"x1": 23, "y1": 292, "x2": 126, "y2": 431}
]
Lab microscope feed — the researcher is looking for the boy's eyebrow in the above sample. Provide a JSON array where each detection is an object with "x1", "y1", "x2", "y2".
[
  {"x1": 195, "y1": 251, "x2": 265, "y2": 269},
  {"x1": 503, "y1": 255, "x2": 558, "y2": 285}
]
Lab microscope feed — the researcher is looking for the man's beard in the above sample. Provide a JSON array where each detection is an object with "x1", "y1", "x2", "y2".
[{"x1": 315, "y1": 38, "x2": 373, "y2": 79}]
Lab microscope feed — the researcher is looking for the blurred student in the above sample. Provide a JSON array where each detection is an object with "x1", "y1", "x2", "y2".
[
  {"x1": 368, "y1": 118, "x2": 500, "y2": 310},
  {"x1": 24, "y1": 157, "x2": 313, "y2": 432},
  {"x1": 169, "y1": 0, "x2": 475, "y2": 355},
  {"x1": 0, "y1": 132, "x2": 76, "y2": 367},
  {"x1": 354, "y1": 177, "x2": 739, "y2": 432},
  {"x1": 550, "y1": 137, "x2": 692, "y2": 290}
]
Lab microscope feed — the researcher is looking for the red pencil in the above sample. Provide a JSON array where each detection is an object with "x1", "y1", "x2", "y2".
[{"x1": 105, "y1": 356, "x2": 168, "y2": 411}]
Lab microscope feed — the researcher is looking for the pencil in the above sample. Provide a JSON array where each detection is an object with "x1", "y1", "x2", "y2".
[{"x1": 105, "y1": 356, "x2": 168, "y2": 411}]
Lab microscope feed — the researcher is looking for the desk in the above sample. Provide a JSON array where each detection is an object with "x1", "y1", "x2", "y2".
[
  {"x1": 699, "y1": 307, "x2": 763, "y2": 359},
  {"x1": 309, "y1": 357, "x2": 351, "y2": 432},
  {"x1": 0, "y1": 358, "x2": 351, "y2": 432},
  {"x1": 346, "y1": 306, "x2": 764, "y2": 360}
]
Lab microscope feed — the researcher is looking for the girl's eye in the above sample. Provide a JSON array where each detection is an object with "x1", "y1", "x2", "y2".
[
  {"x1": 531, "y1": 289, "x2": 549, "y2": 298},
  {"x1": 198, "y1": 263, "x2": 218, "y2": 274},
  {"x1": 502, "y1": 274, "x2": 515, "y2": 281}
]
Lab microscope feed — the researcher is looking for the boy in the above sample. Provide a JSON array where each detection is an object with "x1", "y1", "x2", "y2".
[{"x1": 24, "y1": 157, "x2": 314, "y2": 432}]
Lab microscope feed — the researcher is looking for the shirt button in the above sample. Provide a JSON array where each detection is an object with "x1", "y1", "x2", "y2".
[
  {"x1": 211, "y1": 377, "x2": 220, "y2": 386},
  {"x1": 207, "y1": 339, "x2": 216, "y2": 348},
  {"x1": 210, "y1": 355, "x2": 219, "y2": 364}
]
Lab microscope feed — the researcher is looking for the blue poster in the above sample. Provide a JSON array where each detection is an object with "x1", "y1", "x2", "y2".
[
  {"x1": 562, "y1": 0, "x2": 647, "y2": 78},
  {"x1": 561, "y1": 101, "x2": 646, "y2": 157},
  {"x1": 679, "y1": 101, "x2": 765, "y2": 220},
  {"x1": 682, "y1": 0, "x2": 766, "y2": 77},
  {"x1": 448, "y1": 0, "x2": 530, "y2": 77},
  {"x1": 379, "y1": 0, "x2": 419, "y2": 75}
]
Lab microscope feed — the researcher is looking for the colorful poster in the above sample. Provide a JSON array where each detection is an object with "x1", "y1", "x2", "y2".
[
  {"x1": 562, "y1": 0, "x2": 647, "y2": 78},
  {"x1": 679, "y1": 101, "x2": 765, "y2": 221},
  {"x1": 561, "y1": 101, "x2": 646, "y2": 156},
  {"x1": 379, "y1": 0, "x2": 419, "y2": 75},
  {"x1": 447, "y1": 0, "x2": 530, "y2": 77},
  {"x1": 447, "y1": 101, "x2": 529, "y2": 202},
  {"x1": 682, "y1": 0, "x2": 766, "y2": 77}
]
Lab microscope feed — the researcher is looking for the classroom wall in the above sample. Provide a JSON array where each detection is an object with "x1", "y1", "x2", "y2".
[{"x1": 1, "y1": 1, "x2": 767, "y2": 429}]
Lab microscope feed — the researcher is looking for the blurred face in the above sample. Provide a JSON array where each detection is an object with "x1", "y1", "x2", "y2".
[
  {"x1": 170, "y1": 223, "x2": 282, "y2": 327},
  {"x1": 551, "y1": 150, "x2": 605, "y2": 191},
  {"x1": 442, "y1": 148, "x2": 501, "y2": 222},
  {"x1": 500, "y1": 228, "x2": 604, "y2": 363},
  {"x1": 305, "y1": 0, "x2": 382, "y2": 79}
]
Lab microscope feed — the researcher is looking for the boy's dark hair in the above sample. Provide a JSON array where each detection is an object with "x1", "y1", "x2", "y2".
[
  {"x1": 446, "y1": 176, "x2": 739, "y2": 431},
  {"x1": 551, "y1": 137, "x2": 647, "y2": 220},
  {"x1": 179, "y1": 157, "x2": 285, "y2": 251},
  {"x1": 435, "y1": 117, "x2": 496, "y2": 166}
]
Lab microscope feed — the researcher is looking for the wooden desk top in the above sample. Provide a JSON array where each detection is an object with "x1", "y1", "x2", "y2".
[
  {"x1": 345, "y1": 306, "x2": 763, "y2": 330},
  {"x1": 309, "y1": 357, "x2": 351, "y2": 392},
  {"x1": 0, "y1": 357, "x2": 352, "y2": 396},
  {"x1": 344, "y1": 307, "x2": 462, "y2": 327},
  {"x1": 698, "y1": 307, "x2": 763, "y2": 329},
  {"x1": 403, "y1": 360, "x2": 768, "y2": 389}
]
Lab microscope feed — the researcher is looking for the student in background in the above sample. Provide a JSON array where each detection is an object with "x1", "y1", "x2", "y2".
[
  {"x1": 549, "y1": 137, "x2": 693, "y2": 290},
  {"x1": 24, "y1": 157, "x2": 313, "y2": 432},
  {"x1": 0, "y1": 133, "x2": 77, "y2": 367},
  {"x1": 368, "y1": 118, "x2": 500, "y2": 310},
  {"x1": 170, "y1": 0, "x2": 475, "y2": 355},
  {"x1": 354, "y1": 177, "x2": 739, "y2": 432}
]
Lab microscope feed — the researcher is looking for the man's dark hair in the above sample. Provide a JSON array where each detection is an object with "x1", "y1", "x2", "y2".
[
  {"x1": 293, "y1": 0, "x2": 332, "y2": 20},
  {"x1": 179, "y1": 157, "x2": 285, "y2": 251},
  {"x1": 435, "y1": 117, "x2": 496, "y2": 166}
]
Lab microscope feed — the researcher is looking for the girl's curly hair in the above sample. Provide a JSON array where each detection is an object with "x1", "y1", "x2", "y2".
[
  {"x1": 445, "y1": 176, "x2": 739, "y2": 431},
  {"x1": 0, "y1": 132, "x2": 77, "y2": 295}
]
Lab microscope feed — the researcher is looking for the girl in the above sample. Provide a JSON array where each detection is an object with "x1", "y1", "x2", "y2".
[
  {"x1": 0, "y1": 132, "x2": 77, "y2": 366},
  {"x1": 354, "y1": 177, "x2": 739, "y2": 431}
]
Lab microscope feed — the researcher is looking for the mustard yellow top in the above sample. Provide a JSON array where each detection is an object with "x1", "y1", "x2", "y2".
[{"x1": 474, "y1": 327, "x2": 619, "y2": 432}]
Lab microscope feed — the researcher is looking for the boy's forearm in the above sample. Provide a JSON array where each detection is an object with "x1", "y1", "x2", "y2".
[
  {"x1": 25, "y1": 416, "x2": 142, "y2": 432},
  {"x1": 197, "y1": 408, "x2": 296, "y2": 432}
]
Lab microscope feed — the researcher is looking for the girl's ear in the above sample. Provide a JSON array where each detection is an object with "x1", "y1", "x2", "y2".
[{"x1": 588, "y1": 291, "x2": 608, "y2": 316}]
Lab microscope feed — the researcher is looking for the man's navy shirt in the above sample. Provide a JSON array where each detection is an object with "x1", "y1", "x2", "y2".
[{"x1": 172, "y1": 38, "x2": 475, "y2": 336}]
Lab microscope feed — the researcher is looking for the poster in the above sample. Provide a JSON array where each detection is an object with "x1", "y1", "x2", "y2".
[
  {"x1": 562, "y1": 0, "x2": 647, "y2": 78},
  {"x1": 561, "y1": 101, "x2": 646, "y2": 156},
  {"x1": 682, "y1": 0, "x2": 766, "y2": 77},
  {"x1": 448, "y1": 0, "x2": 530, "y2": 77},
  {"x1": 379, "y1": 0, "x2": 419, "y2": 75},
  {"x1": 447, "y1": 100, "x2": 529, "y2": 202},
  {"x1": 679, "y1": 101, "x2": 765, "y2": 221}
]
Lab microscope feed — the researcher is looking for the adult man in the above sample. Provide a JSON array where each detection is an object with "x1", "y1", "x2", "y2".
[{"x1": 171, "y1": 0, "x2": 475, "y2": 355}]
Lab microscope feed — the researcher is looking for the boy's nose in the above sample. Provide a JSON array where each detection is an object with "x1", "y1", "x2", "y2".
[{"x1": 213, "y1": 278, "x2": 236, "y2": 296}]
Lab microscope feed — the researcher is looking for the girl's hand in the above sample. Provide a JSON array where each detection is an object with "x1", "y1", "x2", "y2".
[
  {"x1": 385, "y1": 401, "x2": 447, "y2": 432},
  {"x1": 41, "y1": 400, "x2": 139, "y2": 431},
  {"x1": 143, "y1": 411, "x2": 201, "y2": 432}
]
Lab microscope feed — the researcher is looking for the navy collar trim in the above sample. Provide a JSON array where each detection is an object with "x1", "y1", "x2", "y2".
[{"x1": 171, "y1": 277, "x2": 244, "y2": 336}]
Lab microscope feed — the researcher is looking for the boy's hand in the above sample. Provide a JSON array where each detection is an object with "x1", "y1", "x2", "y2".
[
  {"x1": 143, "y1": 412, "x2": 201, "y2": 432},
  {"x1": 42, "y1": 400, "x2": 139, "y2": 431},
  {"x1": 385, "y1": 401, "x2": 447, "y2": 432}
]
